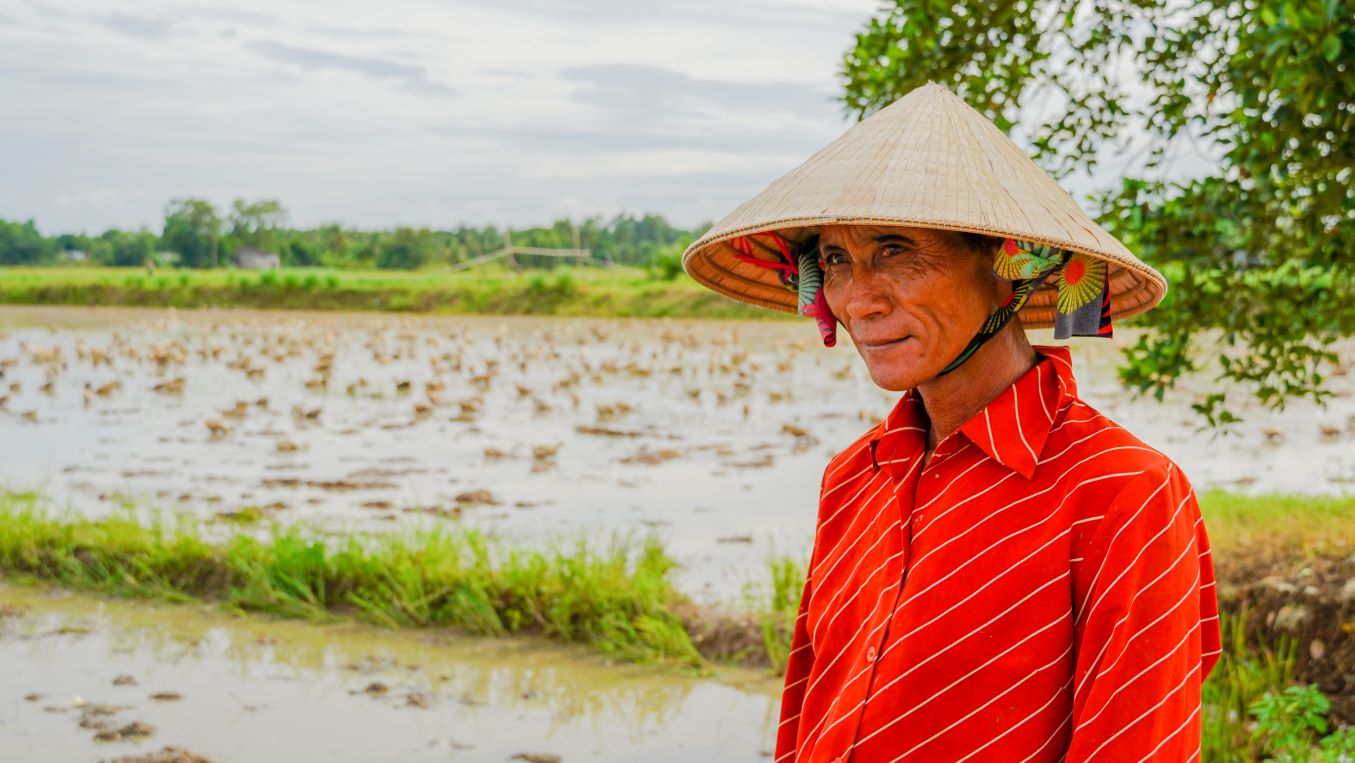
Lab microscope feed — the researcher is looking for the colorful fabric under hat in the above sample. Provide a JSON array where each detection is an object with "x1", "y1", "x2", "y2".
[
  {"x1": 937, "y1": 237, "x2": 1114, "y2": 375},
  {"x1": 730, "y1": 231, "x2": 837, "y2": 346}
]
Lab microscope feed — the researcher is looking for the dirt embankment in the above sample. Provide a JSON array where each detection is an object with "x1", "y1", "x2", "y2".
[
  {"x1": 672, "y1": 601, "x2": 771, "y2": 667},
  {"x1": 1220, "y1": 552, "x2": 1355, "y2": 722}
]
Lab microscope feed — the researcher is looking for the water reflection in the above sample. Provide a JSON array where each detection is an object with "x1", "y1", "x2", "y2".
[{"x1": 0, "y1": 584, "x2": 779, "y2": 762}]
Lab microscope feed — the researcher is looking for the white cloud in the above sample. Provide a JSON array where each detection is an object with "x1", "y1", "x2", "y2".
[
  {"x1": 0, "y1": 0, "x2": 1217, "y2": 236},
  {"x1": 0, "y1": 0, "x2": 880, "y2": 233}
]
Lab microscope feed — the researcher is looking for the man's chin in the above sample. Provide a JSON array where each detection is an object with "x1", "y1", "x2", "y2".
[
  {"x1": 856, "y1": 344, "x2": 933, "y2": 391},
  {"x1": 862, "y1": 362, "x2": 928, "y2": 392}
]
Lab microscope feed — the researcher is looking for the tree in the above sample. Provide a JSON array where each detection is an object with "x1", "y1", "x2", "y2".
[
  {"x1": 228, "y1": 199, "x2": 287, "y2": 251},
  {"x1": 308, "y1": 223, "x2": 353, "y2": 266},
  {"x1": 0, "y1": 219, "x2": 57, "y2": 265},
  {"x1": 162, "y1": 199, "x2": 223, "y2": 268},
  {"x1": 841, "y1": 0, "x2": 1353, "y2": 426},
  {"x1": 283, "y1": 239, "x2": 318, "y2": 267},
  {"x1": 97, "y1": 229, "x2": 158, "y2": 267},
  {"x1": 376, "y1": 227, "x2": 435, "y2": 270}
]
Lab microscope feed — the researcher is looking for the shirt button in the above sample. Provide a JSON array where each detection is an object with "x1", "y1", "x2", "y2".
[{"x1": 866, "y1": 646, "x2": 877, "y2": 663}]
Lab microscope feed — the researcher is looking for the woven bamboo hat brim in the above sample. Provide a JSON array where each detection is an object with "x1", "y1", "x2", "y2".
[{"x1": 681, "y1": 80, "x2": 1166, "y2": 330}]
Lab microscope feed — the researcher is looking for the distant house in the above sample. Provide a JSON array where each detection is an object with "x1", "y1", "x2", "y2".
[{"x1": 235, "y1": 247, "x2": 280, "y2": 270}]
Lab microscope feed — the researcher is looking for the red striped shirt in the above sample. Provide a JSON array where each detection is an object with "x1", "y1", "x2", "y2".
[{"x1": 776, "y1": 344, "x2": 1222, "y2": 762}]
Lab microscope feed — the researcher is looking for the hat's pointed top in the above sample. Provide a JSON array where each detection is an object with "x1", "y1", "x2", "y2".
[{"x1": 681, "y1": 80, "x2": 1165, "y2": 329}]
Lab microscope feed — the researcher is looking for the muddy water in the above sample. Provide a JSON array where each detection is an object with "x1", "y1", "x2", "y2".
[
  {"x1": 0, "y1": 583, "x2": 780, "y2": 762},
  {"x1": 1, "y1": 306, "x2": 1352, "y2": 603}
]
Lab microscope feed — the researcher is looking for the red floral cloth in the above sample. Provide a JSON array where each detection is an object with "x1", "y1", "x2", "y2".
[{"x1": 776, "y1": 345, "x2": 1221, "y2": 762}]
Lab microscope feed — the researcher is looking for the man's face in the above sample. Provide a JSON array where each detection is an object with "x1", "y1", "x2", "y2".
[{"x1": 818, "y1": 224, "x2": 1001, "y2": 390}]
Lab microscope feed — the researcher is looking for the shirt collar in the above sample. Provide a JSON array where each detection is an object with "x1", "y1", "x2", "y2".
[{"x1": 868, "y1": 345, "x2": 1078, "y2": 481}]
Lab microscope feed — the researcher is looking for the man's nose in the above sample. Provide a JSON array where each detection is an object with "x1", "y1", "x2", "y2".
[{"x1": 841, "y1": 264, "x2": 893, "y2": 322}]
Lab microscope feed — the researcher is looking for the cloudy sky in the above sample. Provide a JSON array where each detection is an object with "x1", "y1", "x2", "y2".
[{"x1": 0, "y1": 0, "x2": 1208, "y2": 235}]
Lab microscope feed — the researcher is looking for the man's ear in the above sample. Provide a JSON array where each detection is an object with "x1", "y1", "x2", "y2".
[
  {"x1": 989, "y1": 267, "x2": 1014, "y2": 310},
  {"x1": 975, "y1": 243, "x2": 1004, "y2": 297}
]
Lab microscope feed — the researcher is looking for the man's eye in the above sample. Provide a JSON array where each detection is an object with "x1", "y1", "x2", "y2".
[
  {"x1": 822, "y1": 251, "x2": 847, "y2": 266},
  {"x1": 881, "y1": 244, "x2": 907, "y2": 257}
]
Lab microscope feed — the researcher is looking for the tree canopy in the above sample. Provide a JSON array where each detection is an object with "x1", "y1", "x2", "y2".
[
  {"x1": 841, "y1": 0, "x2": 1353, "y2": 425},
  {"x1": 0, "y1": 201, "x2": 710, "y2": 273},
  {"x1": 162, "y1": 198, "x2": 223, "y2": 269}
]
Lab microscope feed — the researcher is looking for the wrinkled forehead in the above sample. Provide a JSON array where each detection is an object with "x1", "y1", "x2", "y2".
[{"x1": 815, "y1": 223, "x2": 944, "y2": 248}]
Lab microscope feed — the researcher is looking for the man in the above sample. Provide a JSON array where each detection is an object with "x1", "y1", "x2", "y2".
[{"x1": 681, "y1": 82, "x2": 1221, "y2": 761}]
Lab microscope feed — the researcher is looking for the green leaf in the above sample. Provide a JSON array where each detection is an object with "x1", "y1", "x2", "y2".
[
  {"x1": 1320, "y1": 33, "x2": 1341, "y2": 62},
  {"x1": 1260, "y1": 6, "x2": 1278, "y2": 26}
]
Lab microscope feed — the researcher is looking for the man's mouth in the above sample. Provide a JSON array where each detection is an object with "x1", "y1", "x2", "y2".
[{"x1": 859, "y1": 335, "x2": 911, "y2": 349}]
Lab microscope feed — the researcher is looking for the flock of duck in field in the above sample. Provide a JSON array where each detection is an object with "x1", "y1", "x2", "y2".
[
  {"x1": 2, "y1": 312, "x2": 1353, "y2": 524},
  {"x1": 0, "y1": 313, "x2": 887, "y2": 524}
]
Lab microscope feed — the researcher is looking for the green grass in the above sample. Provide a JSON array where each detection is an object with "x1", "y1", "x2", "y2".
[
  {"x1": 0, "y1": 491, "x2": 702, "y2": 667},
  {"x1": 1203, "y1": 608, "x2": 1299, "y2": 761},
  {"x1": 1202, "y1": 619, "x2": 1355, "y2": 762},
  {"x1": 1198, "y1": 490, "x2": 1355, "y2": 558},
  {"x1": 0, "y1": 265, "x2": 775, "y2": 319},
  {"x1": 739, "y1": 553, "x2": 807, "y2": 675}
]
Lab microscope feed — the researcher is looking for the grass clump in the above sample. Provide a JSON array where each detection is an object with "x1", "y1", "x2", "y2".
[
  {"x1": 1202, "y1": 609, "x2": 1298, "y2": 761},
  {"x1": 741, "y1": 553, "x2": 805, "y2": 675},
  {"x1": 0, "y1": 492, "x2": 701, "y2": 667}
]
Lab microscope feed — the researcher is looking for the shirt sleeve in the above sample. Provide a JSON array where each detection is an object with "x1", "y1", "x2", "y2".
[
  {"x1": 773, "y1": 572, "x2": 814, "y2": 762},
  {"x1": 1065, "y1": 462, "x2": 1222, "y2": 762}
]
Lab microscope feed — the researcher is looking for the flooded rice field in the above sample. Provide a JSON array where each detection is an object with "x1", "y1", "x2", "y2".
[
  {"x1": 1, "y1": 305, "x2": 1353, "y2": 604},
  {"x1": 0, "y1": 583, "x2": 779, "y2": 762}
]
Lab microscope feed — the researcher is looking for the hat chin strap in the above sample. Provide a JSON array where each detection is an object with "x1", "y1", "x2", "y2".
[{"x1": 934, "y1": 269, "x2": 1057, "y2": 377}]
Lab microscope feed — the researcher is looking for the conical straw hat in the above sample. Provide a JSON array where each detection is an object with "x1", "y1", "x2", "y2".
[{"x1": 681, "y1": 80, "x2": 1166, "y2": 330}]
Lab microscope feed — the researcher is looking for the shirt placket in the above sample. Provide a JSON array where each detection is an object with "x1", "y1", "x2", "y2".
[
  {"x1": 842, "y1": 433, "x2": 960, "y2": 762},
  {"x1": 825, "y1": 449, "x2": 922, "y2": 763}
]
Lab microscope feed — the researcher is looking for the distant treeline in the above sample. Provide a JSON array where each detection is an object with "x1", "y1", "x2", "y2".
[{"x1": 0, "y1": 198, "x2": 710, "y2": 272}]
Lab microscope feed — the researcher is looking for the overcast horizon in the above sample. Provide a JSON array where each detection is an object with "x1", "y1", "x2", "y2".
[{"x1": 2, "y1": 0, "x2": 1216, "y2": 237}]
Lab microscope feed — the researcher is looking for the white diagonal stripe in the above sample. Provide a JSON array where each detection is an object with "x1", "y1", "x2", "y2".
[
  {"x1": 1077, "y1": 473, "x2": 1184, "y2": 629},
  {"x1": 1135, "y1": 704, "x2": 1202, "y2": 763},
  {"x1": 1074, "y1": 593, "x2": 1201, "y2": 731},
  {"x1": 907, "y1": 470, "x2": 1141, "y2": 586},
  {"x1": 1079, "y1": 641, "x2": 1197, "y2": 761},
  {"x1": 846, "y1": 610, "x2": 1073, "y2": 750},
  {"x1": 1073, "y1": 522, "x2": 1197, "y2": 699},
  {"x1": 914, "y1": 440, "x2": 1156, "y2": 542},
  {"x1": 811, "y1": 526, "x2": 903, "y2": 646},
  {"x1": 950, "y1": 675, "x2": 1073, "y2": 763},
  {"x1": 810, "y1": 471, "x2": 898, "y2": 584},
  {"x1": 1012, "y1": 382, "x2": 1037, "y2": 465},
  {"x1": 1020, "y1": 708, "x2": 1073, "y2": 763},
  {"x1": 821, "y1": 571, "x2": 1072, "y2": 741},
  {"x1": 795, "y1": 581, "x2": 902, "y2": 746},
  {"x1": 1075, "y1": 465, "x2": 1174, "y2": 625}
]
